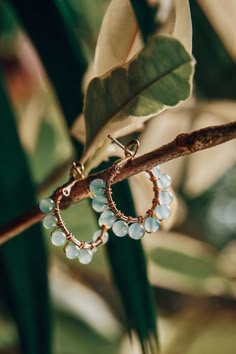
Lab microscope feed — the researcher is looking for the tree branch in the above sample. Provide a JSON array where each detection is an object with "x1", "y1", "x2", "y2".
[{"x1": 0, "y1": 121, "x2": 235, "y2": 245}]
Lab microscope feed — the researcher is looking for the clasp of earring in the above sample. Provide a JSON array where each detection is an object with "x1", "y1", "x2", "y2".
[{"x1": 108, "y1": 135, "x2": 139, "y2": 158}]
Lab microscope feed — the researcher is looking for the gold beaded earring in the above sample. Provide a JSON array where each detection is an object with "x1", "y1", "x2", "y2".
[
  {"x1": 39, "y1": 162, "x2": 109, "y2": 264},
  {"x1": 39, "y1": 136, "x2": 173, "y2": 264},
  {"x1": 90, "y1": 135, "x2": 173, "y2": 240}
]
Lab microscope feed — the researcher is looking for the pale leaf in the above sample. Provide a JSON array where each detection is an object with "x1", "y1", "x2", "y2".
[
  {"x1": 71, "y1": 113, "x2": 86, "y2": 144},
  {"x1": 198, "y1": 0, "x2": 236, "y2": 60},
  {"x1": 85, "y1": 122, "x2": 145, "y2": 173},
  {"x1": 184, "y1": 100, "x2": 236, "y2": 197},
  {"x1": 81, "y1": 0, "x2": 192, "y2": 89},
  {"x1": 93, "y1": 0, "x2": 192, "y2": 77},
  {"x1": 138, "y1": 104, "x2": 193, "y2": 186},
  {"x1": 158, "y1": 0, "x2": 192, "y2": 53},
  {"x1": 94, "y1": 0, "x2": 143, "y2": 77},
  {"x1": 50, "y1": 259, "x2": 121, "y2": 340},
  {"x1": 82, "y1": 36, "x2": 194, "y2": 165}
]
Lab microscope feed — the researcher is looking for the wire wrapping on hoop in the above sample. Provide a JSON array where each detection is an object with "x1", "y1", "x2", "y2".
[{"x1": 105, "y1": 147, "x2": 160, "y2": 223}]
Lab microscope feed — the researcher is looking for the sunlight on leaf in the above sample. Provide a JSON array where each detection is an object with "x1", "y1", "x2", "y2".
[
  {"x1": 158, "y1": 0, "x2": 192, "y2": 53},
  {"x1": 145, "y1": 232, "x2": 230, "y2": 296},
  {"x1": 138, "y1": 104, "x2": 193, "y2": 186},
  {"x1": 94, "y1": 0, "x2": 143, "y2": 76},
  {"x1": 184, "y1": 100, "x2": 236, "y2": 197},
  {"x1": 92, "y1": 0, "x2": 192, "y2": 78},
  {"x1": 50, "y1": 259, "x2": 121, "y2": 340}
]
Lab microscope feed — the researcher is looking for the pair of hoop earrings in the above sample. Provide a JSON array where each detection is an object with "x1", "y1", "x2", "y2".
[{"x1": 39, "y1": 136, "x2": 173, "y2": 264}]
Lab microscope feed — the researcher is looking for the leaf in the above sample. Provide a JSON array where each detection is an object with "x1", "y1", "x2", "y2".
[
  {"x1": 106, "y1": 177, "x2": 158, "y2": 353},
  {"x1": 50, "y1": 259, "x2": 121, "y2": 340},
  {"x1": 131, "y1": 0, "x2": 192, "y2": 51},
  {"x1": 84, "y1": 0, "x2": 192, "y2": 85},
  {"x1": 82, "y1": 35, "x2": 194, "y2": 165},
  {"x1": 9, "y1": 0, "x2": 87, "y2": 127},
  {"x1": 164, "y1": 308, "x2": 236, "y2": 354},
  {"x1": 146, "y1": 232, "x2": 228, "y2": 296},
  {"x1": 198, "y1": 0, "x2": 236, "y2": 60},
  {"x1": 138, "y1": 104, "x2": 192, "y2": 187},
  {"x1": 0, "y1": 71, "x2": 51, "y2": 353},
  {"x1": 167, "y1": 0, "x2": 192, "y2": 53},
  {"x1": 184, "y1": 100, "x2": 236, "y2": 197},
  {"x1": 189, "y1": 0, "x2": 236, "y2": 99},
  {"x1": 93, "y1": 0, "x2": 143, "y2": 77}
]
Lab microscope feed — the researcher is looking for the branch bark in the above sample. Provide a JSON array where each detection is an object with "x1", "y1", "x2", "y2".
[{"x1": 0, "y1": 121, "x2": 236, "y2": 245}]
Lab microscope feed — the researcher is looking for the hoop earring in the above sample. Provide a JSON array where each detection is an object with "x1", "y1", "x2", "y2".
[
  {"x1": 39, "y1": 162, "x2": 109, "y2": 264},
  {"x1": 90, "y1": 136, "x2": 173, "y2": 240}
]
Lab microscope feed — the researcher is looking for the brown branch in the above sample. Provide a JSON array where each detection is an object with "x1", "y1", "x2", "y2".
[{"x1": 0, "y1": 121, "x2": 236, "y2": 245}]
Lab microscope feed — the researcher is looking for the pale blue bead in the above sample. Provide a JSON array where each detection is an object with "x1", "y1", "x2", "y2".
[
  {"x1": 99, "y1": 210, "x2": 116, "y2": 228},
  {"x1": 43, "y1": 215, "x2": 57, "y2": 230},
  {"x1": 65, "y1": 244, "x2": 80, "y2": 259},
  {"x1": 51, "y1": 230, "x2": 67, "y2": 246},
  {"x1": 92, "y1": 196, "x2": 108, "y2": 213},
  {"x1": 144, "y1": 217, "x2": 160, "y2": 233},
  {"x1": 112, "y1": 220, "x2": 129, "y2": 237},
  {"x1": 159, "y1": 191, "x2": 173, "y2": 205},
  {"x1": 39, "y1": 198, "x2": 55, "y2": 213},
  {"x1": 152, "y1": 165, "x2": 161, "y2": 177},
  {"x1": 156, "y1": 204, "x2": 171, "y2": 220},
  {"x1": 157, "y1": 174, "x2": 171, "y2": 189},
  {"x1": 93, "y1": 230, "x2": 109, "y2": 244},
  {"x1": 78, "y1": 249, "x2": 93, "y2": 264},
  {"x1": 128, "y1": 223, "x2": 145, "y2": 240},
  {"x1": 89, "y1": 179, "x2": 105, "y2": 196}
]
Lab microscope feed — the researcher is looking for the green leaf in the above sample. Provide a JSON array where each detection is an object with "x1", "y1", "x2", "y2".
[
  {"x1": 148, "y1": 233, "x2": 228, "y2": 296},
  {"x1": 9, "y1": 0, "x2": 87, "y2": 127},
  {"x1": 83, "y1": 36, "x2": 194, "y2": 163},
  {"x1": 0, "y1": 71, "x2": 51, "y2": 354},
  {"x1": 106, "y1": 179, "x2": 158, "y2": 354}
]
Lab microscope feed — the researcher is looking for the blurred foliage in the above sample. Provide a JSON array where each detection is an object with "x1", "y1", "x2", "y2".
[
  {"x1": 0, "y1": 70, "x2": 51, "y2": 354},
  {"x1": 0, "y1": 1, "x2": 236, "y2": 354}
]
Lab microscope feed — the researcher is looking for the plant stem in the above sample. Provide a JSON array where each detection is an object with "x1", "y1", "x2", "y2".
[{"x1": 0, "y1": 121, "x2": 235, "y2": 245}]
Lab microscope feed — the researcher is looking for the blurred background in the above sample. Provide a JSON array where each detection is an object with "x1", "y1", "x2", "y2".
[{"x1": 0, "y1": 1, "x2": 236, "y2": 353}]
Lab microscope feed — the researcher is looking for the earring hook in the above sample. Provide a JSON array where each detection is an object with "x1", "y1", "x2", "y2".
[
  {"x1": 108, "y1": 135, "x2": 139, "y2": 158},
  {"x1": 70, "y1": 161, "x2": 84, "y2": 180}
]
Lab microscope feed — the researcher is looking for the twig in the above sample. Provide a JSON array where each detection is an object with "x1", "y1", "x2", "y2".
[{"x1": 0, "y1": 121, "x2": 235, "y2": 245}]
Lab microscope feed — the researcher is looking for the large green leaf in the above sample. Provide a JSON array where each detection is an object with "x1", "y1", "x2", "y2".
[
  {"x1": 0, "y1": 71, "x2": 51, "y2": 354},
  {"x1": 106, "y1": 179, "x2": 158, "y2": 354},
  {"x1": 83, "y1": 35, "x2": 194, "y2": 163}
]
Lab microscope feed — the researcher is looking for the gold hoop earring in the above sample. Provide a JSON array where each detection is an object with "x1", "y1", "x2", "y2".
[
  {"x1": 90, "y1": 136, "x2": 173, "y2": 240},
  {"x1": 39, "y1": 162, "x2": 109, "y2": 264}
]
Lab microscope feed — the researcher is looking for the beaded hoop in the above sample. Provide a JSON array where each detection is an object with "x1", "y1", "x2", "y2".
[
  {"x1": 39, "y1": 163, "x2": 109, "y2": 264},
  {"x1": 90, "y1": 136, "x2": 173, "y2": 240},
  {"x1": 39, "y1": 136, "x2": 173, "y2": 264}
]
